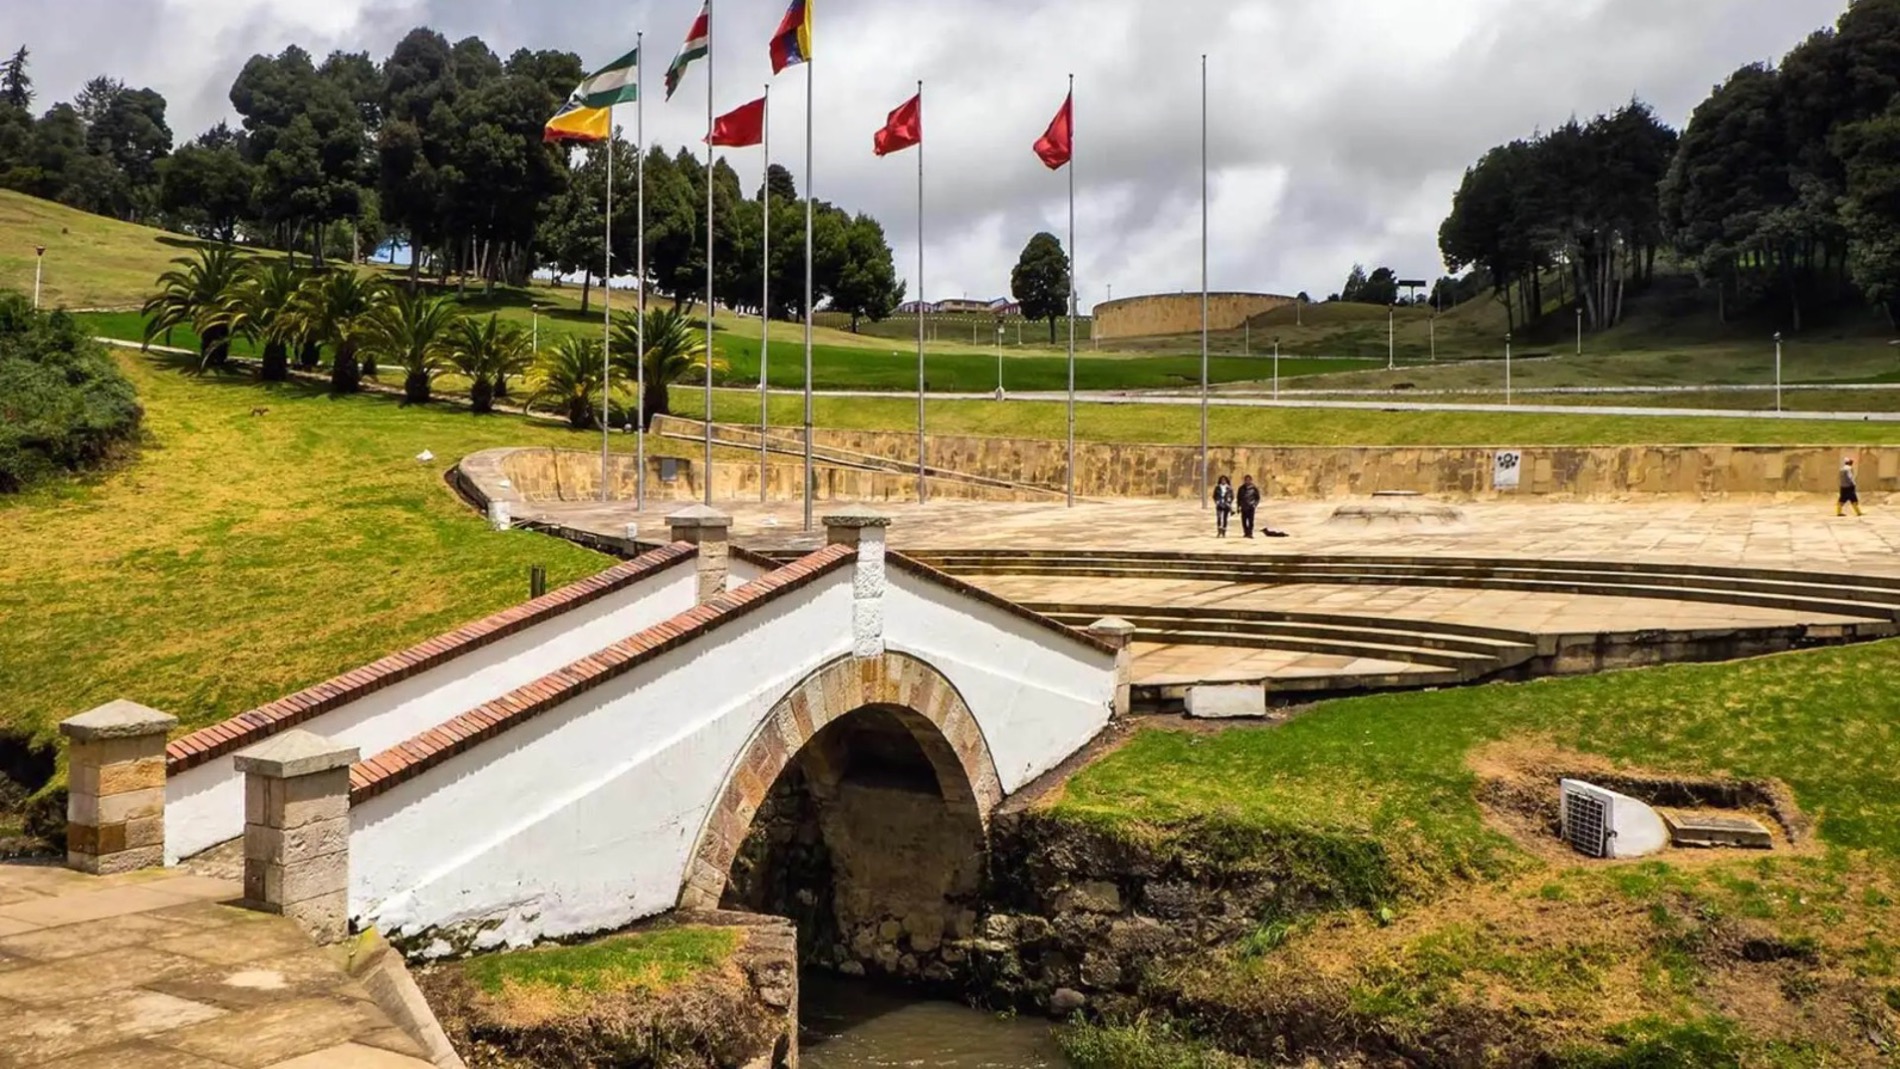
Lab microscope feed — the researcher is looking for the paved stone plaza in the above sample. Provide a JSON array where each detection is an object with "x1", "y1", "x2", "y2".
[{"x1": 0, "y1": 865, "x2": 432, "y2": 1069}]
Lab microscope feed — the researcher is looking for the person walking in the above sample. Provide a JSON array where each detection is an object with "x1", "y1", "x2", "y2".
[
  {"x1": 1213, "y1": 475, "x2": 1235, "y2": 538},
  {"x1": 1840, "y1": 457, "x2": 1863, "y2": 517},
  {"x1": 1237, "y1": 474, "x2": 1262, "y2": 539}
]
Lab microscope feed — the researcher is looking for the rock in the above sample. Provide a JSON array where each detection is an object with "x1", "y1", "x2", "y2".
[
  {"x1": 980, "y1": 915, "x2": 1017, "y2": 941},
  {"x1": 838, "y1": 960, "x2": 865, "y2": 977},
  {"x1": 909, "y1": 927, "x2": 942, "y2": 954},
  {"x1": 758, "y1": 985, "x2": 793, "y2": 1009},
  {"x1": 922, "y1": 961, "x2": 953, "y2": 983},
  {"x1": 1014, "y1": 916, "x2": 1053, "y2": 943},
  {"x1": 1080, "y1": 953, "x2": 1122, "y2": 990},
  {"x1": 1050, "y1": 988, "x2": 1088, "y2": 1016},
  {"x1": 1055, "y1": 881, "x2": 1122, "y2": 915},
  {"x1": 878, "y1": 919, "x2": 903, "y2": 942},
  {"x1": 899, "y1": 954, "x2": 919, "y2": 975},
  {"x1": 954, "y1": 909, "x2": 978, "y2": 939},
  {"x1": 1141, "y1": 881, "x2": 1206, "y2": 920},
  {"x1": 1107, "y1": 917, "x2": 1172, "y2": 959},
  {"x1": 875, "y1": 945, "x2": 901, "y2": 971}
]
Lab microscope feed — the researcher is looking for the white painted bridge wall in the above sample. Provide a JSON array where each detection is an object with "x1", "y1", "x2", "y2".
[
  {"x1": 165, "y1": 562, "x2": 699, "y2": 862},
  {"x1": 347, "y1": 556, "x2": 1117, "y2": 954}
]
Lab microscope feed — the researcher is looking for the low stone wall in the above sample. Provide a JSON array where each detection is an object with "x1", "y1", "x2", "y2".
[
  {"x1": 471, "y1": 446, "x2": 1033, "y2": 506},
  {"x1": 1095, "y1": 292, "x2": 1293, "y2": 341},
  {"x1": 729, "y1": 425, "x2": 1893, "y2": 500}
]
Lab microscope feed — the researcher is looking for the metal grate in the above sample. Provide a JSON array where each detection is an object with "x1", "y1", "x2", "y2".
[{"x1": 1562, "y1": 787, "x2": 1611, "y2": 858}]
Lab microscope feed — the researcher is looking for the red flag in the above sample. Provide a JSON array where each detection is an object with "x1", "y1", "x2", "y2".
[
  {"x1": 708, "y1": 97, "x2": 767, "y2": 148},
  {"x1": 1035, "y1": 92, "x2": 1073, "y2": 170},
  {"x1": 874, "y1": 93, "x2": 922, "y2": 156}
]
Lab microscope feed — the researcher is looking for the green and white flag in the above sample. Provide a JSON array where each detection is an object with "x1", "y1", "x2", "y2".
[
  {"x1": 575, "y1": 46, "x2": 640, "y2": 109},
  {"x1": 665, "y1": 1, "x2": 710, "y2": 101}
]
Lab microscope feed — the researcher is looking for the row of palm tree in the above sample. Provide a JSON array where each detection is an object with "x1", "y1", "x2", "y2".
[{"x1": 139, "y1": 248, "x2": 718, "y2": 425}]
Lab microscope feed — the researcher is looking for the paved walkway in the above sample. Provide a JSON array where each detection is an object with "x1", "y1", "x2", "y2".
[
  {"x1": 0, "y1": 863, "x2": 432, "y2": 1069},
  {"x1": 532, "y1": 497, "x2": 1900, "y2": 578}
]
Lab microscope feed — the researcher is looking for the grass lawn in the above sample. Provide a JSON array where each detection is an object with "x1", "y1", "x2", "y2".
[
  {"x1": 1054, "y1": 642, "x2": 1900, "y2": 1064},
  {"x1": 459, "y1": 926, "x2": 740, "y2": 1001},
  {"x1": 704, "y1": 389, "x2": 1900, "y2": 447},
  {"x1": 0, "y1": 349, "x2": 645, "y2": 753},
  {"x1": 0, "y1": 190, "x2": 249, "y2": 310}
]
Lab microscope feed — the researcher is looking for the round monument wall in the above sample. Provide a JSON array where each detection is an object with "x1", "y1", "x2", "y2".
[{"x1": 1094, "y1": 292, "x2": 1294, "y2": 341}]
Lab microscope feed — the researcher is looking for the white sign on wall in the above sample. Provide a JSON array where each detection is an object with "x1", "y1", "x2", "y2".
[{"x1": 1494, "y1": 450, "x2": 1523, "y2": 491}]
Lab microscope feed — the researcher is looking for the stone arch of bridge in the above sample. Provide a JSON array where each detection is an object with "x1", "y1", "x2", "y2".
[{"x1": 677, "y1": 651, "x2": 1004, "y2": 912}]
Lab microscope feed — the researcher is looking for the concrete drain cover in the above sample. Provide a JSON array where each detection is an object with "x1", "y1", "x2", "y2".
[{"x1": 1661, "y1": 811, "x2": 1773, "y2": 850}]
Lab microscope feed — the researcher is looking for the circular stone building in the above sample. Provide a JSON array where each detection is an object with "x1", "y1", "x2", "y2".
[{"x1": 1093, "y1": 291, "x2": 1295, "y2": 342}]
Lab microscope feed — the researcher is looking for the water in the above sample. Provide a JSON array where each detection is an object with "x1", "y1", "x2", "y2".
[{"x1": 799, "y1": 973, "x2": 1069, "y2": 1068}]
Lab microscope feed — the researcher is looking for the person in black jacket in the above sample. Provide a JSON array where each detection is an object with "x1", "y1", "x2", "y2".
[
  {"x1": 1213, "y1": 475, "x2": 1235, "y2": 537},
  {"x1": 1237, "y1": 475, "x2": 1262, "y2": 538}
]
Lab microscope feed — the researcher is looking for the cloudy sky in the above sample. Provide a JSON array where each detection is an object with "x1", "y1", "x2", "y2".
[{"x1": 3, "y1": 0, "x2": 1850, "y2": 306}]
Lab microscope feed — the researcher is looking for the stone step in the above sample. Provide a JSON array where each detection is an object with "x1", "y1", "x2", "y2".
[
  {"x1": 1034, "y1": 606, "x2": 1538, "y2": 663},
  {"x1": 1078, "y1": 623, "x2": 1510, "y2": 676},
  {"x1": 917, "y1": 559, "x2": 1900, "y2": 622}
]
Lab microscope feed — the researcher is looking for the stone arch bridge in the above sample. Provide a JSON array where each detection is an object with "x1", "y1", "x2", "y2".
[{"x1": 61, "y1": 507, "x2": 1129, "y2": 964}]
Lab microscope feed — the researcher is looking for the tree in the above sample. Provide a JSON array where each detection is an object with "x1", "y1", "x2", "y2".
[
  {"x1": 159, "y1": 141, "x2": 253, "y2": 241},
  {"x1": 1010, "y1": 232, "x2": 1070, "y2": 342},
  {"x1": 611, "y1": 306, "x2": 717, "y2": 429},
  {"x1": 832, "y1": 214, "x2": 905, "y2": 332},
  {"x1": 291, "y1": 270, "x2": 385, "y2": 393},
  {"x1": 1838, "y1": 102, "x2": 1900, "y2": 324},
  {"x1": 212, "y1": 261, "x2": 306, "y2": 381},
  {"x1": 529, "y1": 334, "x2": 605, "y2": 429},
  {"x1": 141, "y1": 246, "x2": 245, "y2": 370},
  {"x1": 763, "y1": 163, "x2": 798, "y2": 204},
  {"x1": 231, "y1": 45, "x2": 368, "y2": 264},
  {"x1": 362, "y1": 287, "x2": 461, "y2": 403},
  {"x1": 2, "y1": 47, "x2": 31, "y2": 110},
  {"x1": 447, "y1": 313, "x2": 532, "y2": 413}
]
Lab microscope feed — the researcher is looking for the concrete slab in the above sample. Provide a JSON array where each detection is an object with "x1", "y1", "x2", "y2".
[
  {"x1": 266, "y1": 1042, "x2": 435, "y2": 1068},
  {"x1": 1, "y1": 989, "x2": 228, "y2": 1065},
  {"x1": 159, "y1": 995, "x2": 391, "y2": 1069},
  {"x1": 1185, "y1": 684, "x2": 1269, "y2": 719}
]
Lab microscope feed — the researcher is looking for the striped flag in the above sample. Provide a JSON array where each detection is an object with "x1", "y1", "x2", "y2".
[
  {"x1": 543, "y1": 99, "x2": 611, "y2": 143},
  {"x1": 573, "y1": 46, "x2": 640, "y2": 108},
  {"x1": 769, "y1": 0, "x2": 812, "y2": 74},
  {"x1": 666, "y1": 2, "x2": 711, "y2": 101}
]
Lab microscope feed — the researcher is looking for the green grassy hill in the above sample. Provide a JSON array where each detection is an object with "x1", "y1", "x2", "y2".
[{"x1": 0, "y1": 190, "x2": 233, "y2": 309}]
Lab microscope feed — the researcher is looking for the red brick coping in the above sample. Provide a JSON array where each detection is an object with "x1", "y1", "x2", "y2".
[
  {"x1": 166, "y1": 544, "x2": 700, "y2": 775},
  {"x1": 348, "y1": 543, "x2": 858, "y2": 804}
]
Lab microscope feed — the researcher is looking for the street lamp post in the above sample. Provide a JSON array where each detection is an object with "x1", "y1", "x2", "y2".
[
  {"x1": 1505, "y1": 331, "x2": 1513, "y2": 405},
  {"x1": 1575, "y1": 306, "x2": 1582, "y2": 356},
  {"x1": 1775, "y1": 332, "x2": 1784, "y2": 414},
  {"x1": 530, "y1": 303, "x2": 541, "y2": 354},
  {"x1": 1387, "y1": 303, "x2": 1395, "y2": 370},
  {"x1": 995, "y1": 322, "x2": 1005, "y2": 400},
  {"x1": 33, "y1": 246, "x2": 46, "y2": 310}
]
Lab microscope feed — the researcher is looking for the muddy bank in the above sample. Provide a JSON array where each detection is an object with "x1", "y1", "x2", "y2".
[{"x1": 418, "y1": 913, "x2": 797, "y2": 1069}]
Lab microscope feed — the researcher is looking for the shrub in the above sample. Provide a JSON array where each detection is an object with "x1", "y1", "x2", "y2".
[{"x1": 0, "y1": 291, "x2": 143, "y2": 492}]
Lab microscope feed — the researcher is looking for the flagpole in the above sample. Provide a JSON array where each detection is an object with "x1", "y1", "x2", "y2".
[
  {"x1": 801, "y1": 56, "x2": 815, "y2": 532},
  {"x1": 601, "y1": 107, "x2": 615, "y2": 504},
  {"x1": 760, "y1": 84, "x2": 770, "y2": 504},
  {"x1": 1065, "y1": 73, "x2": 1076, "y2": 510},
  {"x1": 915, "y1": 79, "x2": 926, "y2": 505},
  {"x1": 702, "y1": 0, "x2": 715, "y2": 507},
  {"x1": 1198, "y1": 53, "x2": 1210, "y2": 512},
  {"x1": 636, "y1": 32, "x2": 647, "y2": 512}
]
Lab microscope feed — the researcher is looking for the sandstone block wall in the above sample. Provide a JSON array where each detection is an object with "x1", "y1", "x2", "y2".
[{"x1": 1094, "y1": 291, "x2": 1293, "y2": 341}]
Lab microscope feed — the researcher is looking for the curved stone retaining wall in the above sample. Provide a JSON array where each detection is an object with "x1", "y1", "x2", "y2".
[{"x1": 1095, "y1": 292, "x2": 1293, "y2": 341}]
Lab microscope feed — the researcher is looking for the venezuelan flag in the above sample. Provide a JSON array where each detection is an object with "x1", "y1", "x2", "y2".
[
  {"x1": 544, "y1": 98, "x2": 610, "y2": 144},
  {"x1": 770, "y1": 0, "x2": 812, "y2": 74}
]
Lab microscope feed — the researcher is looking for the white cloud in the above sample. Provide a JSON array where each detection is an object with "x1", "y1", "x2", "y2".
[{"x1": 1, "y1": 0, "x2": 1853, "y2": 307}]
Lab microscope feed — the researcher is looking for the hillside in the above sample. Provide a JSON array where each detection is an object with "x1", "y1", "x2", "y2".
[{"x1": 0, "y1": 190, "x2": 225, "y2": 310}]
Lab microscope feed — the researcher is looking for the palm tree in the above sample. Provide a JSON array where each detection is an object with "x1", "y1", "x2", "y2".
[
  {"x1": 529, "y1": 334, "x2": 605, "y2": 429},
  {"x1": 610, "y1": 306, "x2": 723, "y2": 430},
  {"x1": 290, "y1": 271, "x2": 386, "y2": 395},
  {"x1": 142, "y1": 246, "x2": 245, "y2": 371},
  {"x1": 447, "y1": 314, "x2": 532, "y2": 414},
  {"x1": 362, "y1": 288, "x2": 462, "y2": 405},
  {"x1": 210, "y1": 263, "x2": 304, "y2": 382}
]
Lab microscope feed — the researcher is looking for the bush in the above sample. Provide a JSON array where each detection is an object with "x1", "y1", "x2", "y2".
[{"x1": 0, "y1": 291, "x2": 143, "y2": 492}]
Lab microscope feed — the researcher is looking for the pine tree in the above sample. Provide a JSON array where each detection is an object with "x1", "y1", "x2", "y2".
[{"x1": 1, "y1": 47, "x2": 31, "y2": 110}]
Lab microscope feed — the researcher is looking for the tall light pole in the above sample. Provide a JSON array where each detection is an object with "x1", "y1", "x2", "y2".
[
  {"x1": 1575, "y1": 306, "x2": 1583, "y2": 356},
  {"x1": 1386, "y1": 303, "x2": 1395, "y2": 370},
  {"x1": 530, "y1": 302, "x2": 541, "y2": 354},
  {"x1": 1775, "y1": 332, "x2": 1784, "y2": 414},
  {"x1": 33, "y1": 245, "x2": 46, "y2": 310},
  {"x1": 995, "y1": 321, "x2": 1005, "y2": 399},
  {"x1": 1505, "y1": 331, "x2": 1513, "y2": 405}
]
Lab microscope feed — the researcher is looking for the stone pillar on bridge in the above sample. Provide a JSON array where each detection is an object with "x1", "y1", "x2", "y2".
[
  {"x1": 60, "y1": 700, "x2": 176, "y2": 875},
  {"x1": 1088, "y1": 617, "x2": 1139, "y2": 719},
  {"x1": 668, "y1": 504, "x2": 733, "y2": 604},
  {"x1": 826, "y1": 506, "x2": 892, "y2": 659},
  {"x1": 235, "y1": 729, "x2": 358, "y2": 945}
]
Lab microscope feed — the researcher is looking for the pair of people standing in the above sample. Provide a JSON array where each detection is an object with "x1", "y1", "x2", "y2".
[{"x1": 1214, "y1": 474, "x2": 1265, "y2": 538}]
